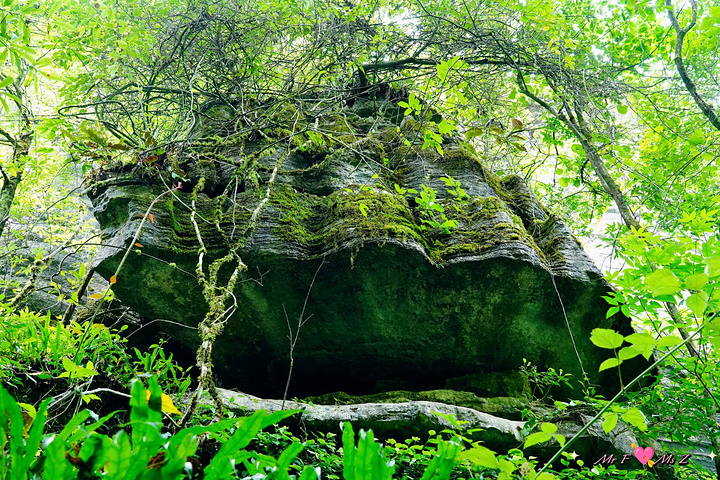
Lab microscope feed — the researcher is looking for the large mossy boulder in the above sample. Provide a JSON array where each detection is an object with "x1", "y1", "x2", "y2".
[{"x1": 86, "y1": 96, "x2": 649, "y2": 399}]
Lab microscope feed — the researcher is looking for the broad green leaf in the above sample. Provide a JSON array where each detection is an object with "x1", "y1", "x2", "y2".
[
  {"x1": 536, "y1": 473, "x2": 558, "y2": 480},
  {"x1": 617, "y1": 104, "x2": 628, "y2": 114},
  {"x1": 461, "y1": 446, "x2": 499, "y2": 469},
  {"x1": 524, "y1": 431, "x2": 552, "y2": 448},
  {"x1": 688, "y1": 129, "x2": 705, "y2": 145},
  {"x1": 540, "y1": 422, "x2": 557, "y2": 434},
  {"x1": 602, "y1": 413, "x2": 618, "y2": 433},
  {"x1": 705, "y1": 257, "x2": 720, "y2": 277},
  {"x1": 621, "y1": 408, "x2": 647, "y2": 431},
  {"x1": 625, "y1": 332, "x2": 655, "y2": 346},
  {"x1": 686, "y1": 292, "x2": 708, "y2": 317},
  {"x1": 618, "y1": 346, "x2": 641, "y2": 360},
  {"x1": 656, "y1": 336, "x2": 682, "y2": 348},
  {"x1": 438, "y1": 119, "x2": 454, "y2": 134},
  {"x1": 684, "y1": 272, "x2": 709, "y2": 290},
  {"x1": 598, "y1": 358, "x2": 622, "y2": 371},
  {"x1": 644, "y1": 269, "x2": 681, "y2": 296},
  {"x1": 43, "y1": 440, "x2": 73, "y2": 478},
  {"x1": 590, "y1": 328, "x2": 624, "y2": 349}
]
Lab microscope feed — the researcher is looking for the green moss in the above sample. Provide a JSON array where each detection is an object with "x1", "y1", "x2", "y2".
[
  {"x1": 531, "y1": 215, "x2": 568, "y2": 263},
  {"x1": 436, "y1": 143, "x2": 481, "y2": 170},
  {"x1": 423, "y1": 196, "x2": 544, "y2": 264},
  {"x1": 270, "y1": 186, "x2": 424, "y2": 251}
]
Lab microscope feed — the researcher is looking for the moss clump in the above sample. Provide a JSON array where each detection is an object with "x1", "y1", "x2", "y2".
[
  {"x1": 530, "y1": 215, "x2": 569, "y2": 264},
  {"x1": 436, "y1": 143, "x2": 484, "y2": 171},
  {"x1": 271, "y1": 186, "x2": 424, "y2": 252},
  {"x1": 425, "y1": 196, "x2": 543, "y2": 264},
  {"x1": 163, "y1": 195, "x2": 215, "y2": 255}
]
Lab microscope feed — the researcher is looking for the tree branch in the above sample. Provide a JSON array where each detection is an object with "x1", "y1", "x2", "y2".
[
  {"x1": 666, "y1": 0, "x2": 720, "y2": 131},
  {"x1": 0, "y1": 127, "x2": 16, "y2": 147}
]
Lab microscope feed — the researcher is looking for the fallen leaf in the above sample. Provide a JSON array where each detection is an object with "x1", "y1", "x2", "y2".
[{"x1": 146, "y1": 451, "x2": 166, "y2": 469}]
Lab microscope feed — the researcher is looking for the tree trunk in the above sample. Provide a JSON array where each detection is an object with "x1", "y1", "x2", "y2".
[{"x1": 0, "y1": 130, "x2": 32, "y2": 239}]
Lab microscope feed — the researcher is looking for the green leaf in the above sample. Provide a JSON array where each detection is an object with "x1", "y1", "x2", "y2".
[
  {"x1": 299, "y1": 466, "x2": 321, "y2": 480},
  {"x1": 686, "y1": 292, "x2": 708, "y2": 316},
  {"x1": 602, "y1": 413, "x2": 618, "y2": 433},
  {"x1": 47, "y1": 0, "x2": 64, "y2": 18},
  {"x1": 590, "y1": 328, "x2": 624, "y2": 349},
  {"x1": 705, "y1": 257, "x2": 720, "y2": 277},
  {"x1": 644, "y1": 269, "x2": 681, "y2": 296},
  {"x1": 684, "y1": 272, "x2": 709, "y2": 290},
  {"x1": 598, "y1": 358, "x2": 622, "y2": 371},
  {"x1": 536, "y1": 474, "x2": 559, "y2": 480},
  {"x1": 438, "y1": 119, "x2": 454, "y2": 134},
  {"x1": 461, "y1": 446, "x2": 499, "y2": 469},
  {"x1": 524, "y1": 431, "x2": 552, "y2": 448},
  {"x1": 656, "y1": 336, "x2": 682, "y2": 348},
  {"x1": 278, "y1": 442, "x2": 304, "y2": 470},
  {"x1": 625, "y1": 332, "x2": 655, "y2": 346},
  {"x1": 540, "y1": 422, "x2": 557, "y2": 434},
  {"x1": 0, "y1": 76, "x2": 13, "y2": 88},
  {"x1": 688, "y1": 129, "x2": 705, "y2": 145},
  {"x1": 618, "y1": 346, "x2": 641, "y2": 360},
  {"x1": 617, "y1": 104, "x2": 628, "y2": 114},
  {"x1": 204, "y1": 412, "x2": 267, "y2": 479},
  {"x1": 621, "y1": 408, "x2": 647, "y2": 431}
]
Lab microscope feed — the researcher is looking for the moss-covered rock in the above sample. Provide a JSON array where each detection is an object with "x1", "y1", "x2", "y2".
[{"x1": 85, "y1": 95, "x2": 650, "y2": 400}]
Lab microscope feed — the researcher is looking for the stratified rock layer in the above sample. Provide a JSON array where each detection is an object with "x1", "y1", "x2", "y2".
[{"x1": 87, "y1": 99, "x2": 649, "y2": 398}]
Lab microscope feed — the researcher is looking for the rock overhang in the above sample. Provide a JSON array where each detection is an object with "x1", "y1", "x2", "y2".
[{"x1": 85, "y1": 97, "x2": 651, "y2": 400}]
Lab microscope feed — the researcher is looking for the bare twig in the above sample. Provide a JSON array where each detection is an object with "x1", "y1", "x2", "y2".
[{"x1": 281, "y1": 255, "x2": 326, "y2": 409}]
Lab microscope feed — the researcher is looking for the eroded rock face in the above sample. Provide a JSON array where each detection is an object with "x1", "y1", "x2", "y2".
[{"x1": 86, "y1": 97, "x2": 649, "y2": 399}]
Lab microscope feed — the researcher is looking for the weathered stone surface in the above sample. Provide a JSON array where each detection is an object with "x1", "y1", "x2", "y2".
[
  {"x1": 215, "y1": 387, "x2": 525, "y2": 452},
  {"x1": 305, "y1": 389, "x2": 529, "y2": 420},
  {"x1": 211, "y1": 387, "x2": 683, "y2": 477},
  {"x1": 86, "y1": 97, "x2": 650, "y2": 399}
]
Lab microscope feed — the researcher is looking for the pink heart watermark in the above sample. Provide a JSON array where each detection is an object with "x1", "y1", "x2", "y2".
[{"x1": 633, "y1": 446, "x2": 654, "y2": 465}]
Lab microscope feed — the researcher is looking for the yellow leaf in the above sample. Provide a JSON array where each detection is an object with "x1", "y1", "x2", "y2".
[
  {"x1": 88, "y1": 293, "x2": 103, "y2": 299},
  {"x1": 109, "y1": 275, "x2": 117, "y2": 284},
  {"x1": 161, "y1": 393, "x2": 181, "y2": 414},
  {"x1": 146, "y1": 390, "x2": 182, "y2": 415}
]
